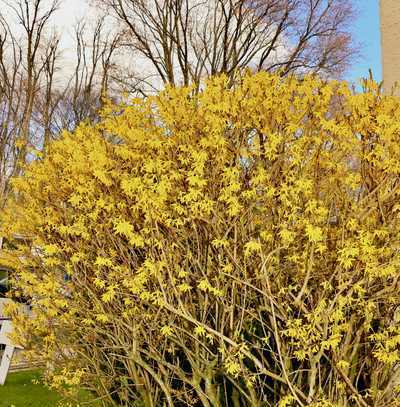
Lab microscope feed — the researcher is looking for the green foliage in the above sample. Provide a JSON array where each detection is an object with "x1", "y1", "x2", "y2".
[{"x1": 3, "y1": 72, "x2": 400, "y2": 406}]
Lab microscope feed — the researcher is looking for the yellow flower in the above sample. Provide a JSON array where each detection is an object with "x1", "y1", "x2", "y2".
[{"x1": 160, "y1": 326, "x2": 173, "y2": 337}]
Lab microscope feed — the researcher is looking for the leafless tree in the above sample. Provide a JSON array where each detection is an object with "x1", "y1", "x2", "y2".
[
  {"x1": 94, "y1": 0, "x2": 357, "y2": 94},
  {"x1": 0, "y1": 16, "x2": 23, "y2": 203},
  {"x1": 0, "y1": 0, "x2": 63, "y2": 204},
  {"x1": 45, "y1": 16, "x2": 121, "y2": 133},
  {"x1": 4, "y1": 0, "x2": 61, "y2": 160},
  {"x1": 0, "y1": 0, "x2": 120, "y2": 205}
]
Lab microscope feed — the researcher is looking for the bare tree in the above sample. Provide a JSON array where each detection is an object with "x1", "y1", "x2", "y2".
[
  {"x1": 94, "y1": 0, "x2": 357, "y2": 94},
  {"x1": 43, "y1": 16, "x2": 121, "y2": 134},
  {"x1": 30, "y1": 32, "x2": 62, "y2": 147},
  {"x1": 0, "y1": 0, "x2": 120, "y2": 206},
  {"x1": 3, "y1": 0, "x2": 61, "y2": 161},
  {"x1": 0, "y1": 16, "x2": 23, "y2": 203},
  {"x1": 0, "y1": 0, "x2": 64, "y2": 203}
]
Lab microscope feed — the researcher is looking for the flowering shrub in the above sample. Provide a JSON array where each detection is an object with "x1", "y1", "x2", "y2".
[{"x1": 3, "y1": 72, "x2": 400, "y2": 406}]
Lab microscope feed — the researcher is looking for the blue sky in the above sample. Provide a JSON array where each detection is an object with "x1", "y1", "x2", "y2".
[{"x1": 347, "y1": 0, "x2": 381, "y2": 85}]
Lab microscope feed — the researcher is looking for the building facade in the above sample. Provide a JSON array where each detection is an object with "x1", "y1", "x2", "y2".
[{"x1": 381, "y1": 0, "x2": 400, "y2": 92}]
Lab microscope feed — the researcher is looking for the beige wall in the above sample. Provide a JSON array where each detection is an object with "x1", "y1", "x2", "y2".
[{"x1": 381, "y1": 0, "x2": 400, "y2": 93}]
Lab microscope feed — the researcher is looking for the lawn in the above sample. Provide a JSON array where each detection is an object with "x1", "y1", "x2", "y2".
[{"x1": 0, "y1": 370, "x2": 99, "y2": 407}]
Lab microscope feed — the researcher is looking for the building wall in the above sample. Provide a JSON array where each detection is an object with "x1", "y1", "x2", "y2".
[{"x1": 381, "y1": 0, "x2": 400, "y2": 93}]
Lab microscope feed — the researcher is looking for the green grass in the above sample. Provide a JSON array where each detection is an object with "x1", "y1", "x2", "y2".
[{"x1": 0, "y1": 370, "x2": 98, "y2": 407}]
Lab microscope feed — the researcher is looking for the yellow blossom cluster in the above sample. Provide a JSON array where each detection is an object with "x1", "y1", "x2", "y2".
[{"x1": 2, "y1": 72, "x2": 400, "y2": 406}]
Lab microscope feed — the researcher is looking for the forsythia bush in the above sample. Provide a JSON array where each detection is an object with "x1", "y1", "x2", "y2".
[{"x1": 3, "y1": 72, "x2": 400, "y2": 406}]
